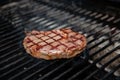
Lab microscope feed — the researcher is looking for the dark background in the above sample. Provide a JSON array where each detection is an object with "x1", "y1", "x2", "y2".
[{"x1": 0, "y1": 0, "x2": 120, "y2": 6}]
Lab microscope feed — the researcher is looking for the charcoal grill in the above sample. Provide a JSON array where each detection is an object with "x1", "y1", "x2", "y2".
[{"x1": 0, "y1": 0, "x2": 120, "y2": 80}]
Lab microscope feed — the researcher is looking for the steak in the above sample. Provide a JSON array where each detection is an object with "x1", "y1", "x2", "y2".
[{"x1": 23, "y1": 28, "x2": 87, "y2": 60}]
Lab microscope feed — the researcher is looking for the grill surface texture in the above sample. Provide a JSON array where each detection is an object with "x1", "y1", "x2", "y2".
[{"x1": 0, "y1": 0, "x2": 120, "y2": 80}]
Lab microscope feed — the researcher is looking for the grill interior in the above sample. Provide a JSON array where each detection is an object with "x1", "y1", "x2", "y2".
[{"x1": 0, "y1": 0, "x2": 120, "y2": 80}]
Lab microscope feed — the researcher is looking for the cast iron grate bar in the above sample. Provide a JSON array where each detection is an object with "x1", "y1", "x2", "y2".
[
  {"x1": 68, "y1": 46, "x2": 120, "y2": 80},
  {"x1": 37, "y1": 0, "x2": 120, "y2": 27},
  {"x1": 100, "y1": 64, "x2": 120, "y2": 80},
  {"x1": 83, "y1": 54, "x2": 120, "y2": 80}
]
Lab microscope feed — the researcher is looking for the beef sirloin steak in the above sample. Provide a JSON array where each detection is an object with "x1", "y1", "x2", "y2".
[{"x1": 23, "y1": 28, "x2": 87, "y2": 60}]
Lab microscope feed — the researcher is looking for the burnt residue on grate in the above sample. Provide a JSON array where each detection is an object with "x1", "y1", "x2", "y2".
[{"x1": 0, "y1": 0, "x2": 120, "y2": 80}]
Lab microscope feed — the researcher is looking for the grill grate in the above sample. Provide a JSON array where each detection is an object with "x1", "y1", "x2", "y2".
[{"x1": 0, "y1": 0, "x2": 120, "y2": 80}]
